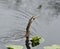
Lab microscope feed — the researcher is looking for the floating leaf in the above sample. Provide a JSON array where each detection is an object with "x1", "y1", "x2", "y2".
[
  {"x1": 30, "y1": 36, "x2": 44, "y2": 47},
  {"x1": 44, "y1": 45, "x2": 60, "y2": 49},
  {"x1": 30, "y1": 36, "x2": 45, "y2": 43},
  {"x1": 6, "y1": 45, "x2": 23, "y2": 49}
]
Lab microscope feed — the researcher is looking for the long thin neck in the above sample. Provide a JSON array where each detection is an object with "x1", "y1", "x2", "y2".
[
  {"x1": 26, "y1": 16, "x2": 33, "y2": 32},
  {"x1": 25, "y1": 16, "x2": 35, "y2": 49}
]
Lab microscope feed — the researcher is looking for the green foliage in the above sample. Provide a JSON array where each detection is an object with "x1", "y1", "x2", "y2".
[
  {"x1": 7, "y1": 47, "x2": 14, "y2": 49},
  {"x1": 6, "y1": 45, "x2": 23, "y2": 49},
  {"x1": 44, "y1": 45, "x2": 60, "y2": 49},
  {"x1": 30, "y1": 36, "x2": 41, "y2": 47}
]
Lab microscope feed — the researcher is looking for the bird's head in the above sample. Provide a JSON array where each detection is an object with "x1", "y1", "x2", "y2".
[{"x1": 31, "y1": 16, "x2": 37, "y2": 21}]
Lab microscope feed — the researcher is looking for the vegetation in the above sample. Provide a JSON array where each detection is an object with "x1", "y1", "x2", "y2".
[
  {"x1": 6, "y1": 45, "x2": 23, "y2": 49},
  {"x1": 6, "y1": 16, "x2": 44, "y2": 49},
  {"x1": 44, "y1": 45, "x2": 60, "y2": 49},
  {"x1": 30, "y1": 36, "x2": 41, "y2": 47}
]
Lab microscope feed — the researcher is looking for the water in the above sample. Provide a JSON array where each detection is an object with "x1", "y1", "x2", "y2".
[{"x1": 0, "y1": 0, "x2": 60, "y2": 49}]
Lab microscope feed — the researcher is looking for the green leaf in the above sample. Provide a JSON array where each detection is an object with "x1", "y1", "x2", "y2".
[
  {"x1": 30, "y1": 36, "x2": 44, "y2": 47},
  {"x1": 30, "y1": 36, "x2": 45, "y2": 43},
  {"x1": 6, "y1": 45, "x2": 23, "y2": 49},
  {"x1": 44, "y1": 45, "x2": 60, "y2": 49},
  {"x1": 31, "y1": 42, "x2": 40, "y2": 47},
  {"x1": 7, "y1": 47, "x2": 14, "y2": 49}
]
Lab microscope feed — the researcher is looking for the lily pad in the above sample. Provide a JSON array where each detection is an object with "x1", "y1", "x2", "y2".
[{"x1": 6, "y1": 45, "x2": 23, "y2": 49}]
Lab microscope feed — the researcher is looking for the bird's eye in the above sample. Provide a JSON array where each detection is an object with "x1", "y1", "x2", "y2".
[{"x1": 33, "y1": 18, "x2": 35, "y2": 20}]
